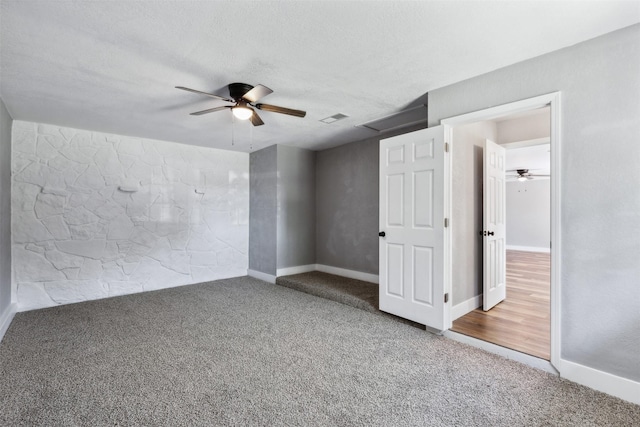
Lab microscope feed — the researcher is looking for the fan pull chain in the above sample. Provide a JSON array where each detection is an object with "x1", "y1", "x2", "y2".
[
  {"x1": 231, "y1": 111, "x2": 235, "y2": 146},
  {"x1": 250, "y1": 120, "x2": 253, "y2": 151}
]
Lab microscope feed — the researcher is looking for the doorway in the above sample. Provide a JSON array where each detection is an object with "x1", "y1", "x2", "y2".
[
  {"x1": 450, "y1": 117, "x2": 551, "y2": 358},
  {"x1": 441, "y1": 93, "x2": 561, "y2": 367}
]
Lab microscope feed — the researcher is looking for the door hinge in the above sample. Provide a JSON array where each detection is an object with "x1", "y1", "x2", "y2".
[
  {"x1": 444, "y1": 293, "x2": 449, "y2": 303},
  {"x1": 444, "y1": 218, "x2": 449, "y2": 228},
  {"x1": 445, "y1": 142, "x2": 449, "y2": 153}
]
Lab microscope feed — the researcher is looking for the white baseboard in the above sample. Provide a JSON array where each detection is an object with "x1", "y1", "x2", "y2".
[
  {"x1": 0, "y1": 303, "x2": 17, "y2": 344},
  {"x1": 506, "y1": 245, "x2": 550, "y2": 253},
  {"x1": 272, "y1": 263, "x2": 379, "y2": 284},
  {"x1": 443, "y1": 330, "x2": 558, "y2": 375},
  {"x1": 451, "y1": 294, "x2": 482, "y2": 320},
  {"x1": 247, "y1": 269, "x2": 276, "y2": 284},
  {"x1": 557, "y1": 358, "x2": 640, "y2": 405},
  {"x1": 276, "y1": 264, "x2": 316, "y2": 277},
  {"x1": 315, "y1": 264, "x2": 379, "y2": 284},
  {"x1": 445, "y1": 329, "x2": 640, "y2": 405}
]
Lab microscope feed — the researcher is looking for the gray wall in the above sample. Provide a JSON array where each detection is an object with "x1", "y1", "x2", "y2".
[
  {"x1": 506, "y1": 180, "x2": 551, "y2": 250},
  {"x1": 0, "y1": 99, "x2": 12, "y2": 319},
  {"x1": 429, "y1": 24, "x2": 640, "y2": 381},
  {"x1": 315, "y1": 124, "x2": 427, "y2": 275},
  {"x1": 249, "y1": 145, "x2": 277, "y2": 275},
  {"x1": 451, "y1": 121, "x2": 496, "y2": 305},
  {"x1": 250, "y1": 144, "x2": 316, "y2": 274},
  {"x1": 276, "y1": 145, "x2": 316, "y2": 269},
  {"x1": 316, "y1": 137, "x2": 379, "y2": 274}
]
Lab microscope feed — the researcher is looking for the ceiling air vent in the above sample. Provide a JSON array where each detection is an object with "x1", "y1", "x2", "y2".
[
  {"x1": 358, "y1": 104, "x2": 427, "y2": 132},
  {"x1": 320, "y1": 113, "x2": 349, "y2": 124}
]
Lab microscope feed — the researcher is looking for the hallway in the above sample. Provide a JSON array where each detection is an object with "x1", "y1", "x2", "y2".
[{"x1": 451, "y1": 250, "x2": 551, "y2": 360}]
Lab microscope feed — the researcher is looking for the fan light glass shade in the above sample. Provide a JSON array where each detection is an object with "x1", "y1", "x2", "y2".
[
  {"x1": 232, "y1": 106, "x2": 253, "y2": 120},
  {"x1": 517, "y1": 176, "x2": 527, "y2": 182}
]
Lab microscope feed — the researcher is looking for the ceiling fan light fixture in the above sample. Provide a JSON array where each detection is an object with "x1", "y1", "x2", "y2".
[
  {"x1": 178, "y1": 83, "x2": 306, "y2": 126},
  {"x1": 232, "y1": 105, "x2": 253, "y2": 120},
  {"x1": 517, "y1": 176, "x2": 527, "y2": 182}
]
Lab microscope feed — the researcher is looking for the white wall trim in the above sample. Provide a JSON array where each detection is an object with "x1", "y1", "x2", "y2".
[
  {"x1": 451, "y1": 294, "x2": 482, "y2": 320},
  {"x1": 557, "y1": 359, "x2": 640, "y2": 405},
  {"x1": 548, "y1": 92, "x2": 562, "y2": 369},
  {"x1": 0, "y1": 303, "x2": 17, "y2": 344},
  {"x1": 247, "y1": 269, "x2": 276, "y2": 284},
  {"x1": 440, "y1": 93, "x2": 558, "y2": 126},
  {"x1": 444, "y1": 330, "x2": 558, "y2": 375},
  {"x1": 315, "y1": 264, "x2": 379, "y2": 284},
  {"x1": 506, "y1": 245, "x2": 550, "y2": 254},
  {"x1": 276, "y1": 264, "x2": 316, "y2": 277}
]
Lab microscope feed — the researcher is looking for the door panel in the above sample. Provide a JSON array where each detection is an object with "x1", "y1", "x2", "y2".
[
  {"x1": 379, "y1": 126, "x2": 445, "y2": 329},
  {"x1": 483, "y1": 139, "x2": 507, "y2": 310},
  {"x1": 413, "y1": 246, "x2": 433, "y2": 305},
  {"x1": 413, "y1": 170, "x2": 434, "y2": 228},
  {"x1": 387, "y1": 174, "x2": 404, "y2": 226},
  {"x1": 386, "y1": 244, "x2": 404, "y2": 297}
]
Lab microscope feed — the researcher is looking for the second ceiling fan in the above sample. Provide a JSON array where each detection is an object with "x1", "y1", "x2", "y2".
[
  {"x1": 176, "y1": 83, "x2": 306, "y2": 126},
  {"x1": 507, "y1": 169, "x2": 550, "y2": 182}
]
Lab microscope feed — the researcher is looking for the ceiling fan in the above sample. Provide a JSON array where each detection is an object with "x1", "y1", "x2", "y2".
[
  {"x1": 176, "y1": 83, "x2": 306, "y2": 126},
  {"x1": 507, "y1": 169, "x2": 550, "y2": 182}
]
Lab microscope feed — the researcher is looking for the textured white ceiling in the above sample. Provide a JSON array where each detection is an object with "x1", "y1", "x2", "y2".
[{"x1": 1, "y1": 1, "x2": 638, "y2": 152}]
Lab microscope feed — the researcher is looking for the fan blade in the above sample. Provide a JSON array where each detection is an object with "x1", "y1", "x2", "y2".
[
  {"x1": 255, "y1": 103, "x2": 306, "y2": 118},
  {"x1": 176, "y1": 86, "x2": 234, "y2": 103},
  {"x1": 190, "y1": 106, "x2": 231, "y2": 116},
  {"x1": 250, "y1": 109, "x2": 265, "y2": 126},
  {"x1": 242, "y1": 84, "x2": 273, "y2": 103}
]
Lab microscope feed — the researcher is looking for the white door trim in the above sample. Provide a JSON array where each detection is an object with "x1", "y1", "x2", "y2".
[{"x1": 440, "y1": 92, "x2": 562, "y2": 369}]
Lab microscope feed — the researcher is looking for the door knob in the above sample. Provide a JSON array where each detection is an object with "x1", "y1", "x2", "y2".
[
  {"x1": 379, "y1": 231, "x2": 386, "y2": 237},
  {"x1": 488, "y1": 231, "x2": 494, "y2": 236}
]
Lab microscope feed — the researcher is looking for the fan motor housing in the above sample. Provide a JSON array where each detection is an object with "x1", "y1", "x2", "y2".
[{"x1": 229, "y1": 83, "x2": 254, "y2": 101}]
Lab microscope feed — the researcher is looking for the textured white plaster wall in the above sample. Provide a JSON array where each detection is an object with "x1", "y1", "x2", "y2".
[{"x1": 12, "y1": 121, "x2": 249, "y2": 311}]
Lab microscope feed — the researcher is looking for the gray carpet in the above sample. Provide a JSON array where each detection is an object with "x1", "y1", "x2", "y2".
[
  {"x1": 0, "y1": 276, "x2": 638, "y2": 426},
  {"x1": 277, "y1": 271, "x2": 379, "y2": 314},
  {"x1": 276, "y1": 271, "x2": 423, "y2": 328}
]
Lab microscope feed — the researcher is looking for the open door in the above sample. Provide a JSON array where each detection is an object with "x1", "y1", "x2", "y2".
[
  {"x1": 483, "y1": 139, "x2": 506, "y2": 310},
  {"x1": 379, "y1": 126, "x2": 446, "y2": 329}
]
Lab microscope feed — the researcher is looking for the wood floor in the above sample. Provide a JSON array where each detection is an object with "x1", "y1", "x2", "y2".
[{"x1": 451, "y1": 250, "x2": 551, "y2": 360}]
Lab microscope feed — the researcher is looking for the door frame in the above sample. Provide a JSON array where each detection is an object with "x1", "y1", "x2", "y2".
[{"x1": 440, "y1": 92, "x2": 561, "y2": 369}]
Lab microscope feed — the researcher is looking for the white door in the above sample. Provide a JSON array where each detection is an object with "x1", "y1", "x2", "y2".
[
  {"x1": 483, "y1": 139, "x2": 507, "y2": 310},
  {"x1": 379, "y1": 126, "x2": 446, "y2": 329}
]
